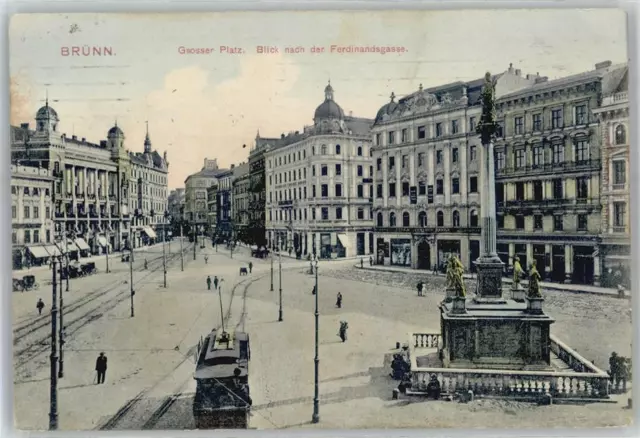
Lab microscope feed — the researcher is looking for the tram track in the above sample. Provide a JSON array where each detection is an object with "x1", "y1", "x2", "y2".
[
  {"x1": 100, "y1": 272, "x2": 266, "y2": 430},
  {"x1": 13, "y1": 246, "x2": 193, "y2": 374}
]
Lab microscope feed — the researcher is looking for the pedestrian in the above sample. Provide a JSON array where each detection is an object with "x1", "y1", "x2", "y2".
[
  {"x1": 248, "y1": 261, "x2": 253, "y2": 273},
  {"x1": 312, "y1": 285, "x2": 316, "y2": 295},
  {"x1": 204, "y1": 255, "x2": 209, "y2": 264},
  {"x1": 336, "y1": 292, "x2": 342, "y2": 308},
  {"x1": 213, "y1": 275, "x2": 219, "y2": 290},
  {"x1": 206, "y1": 275, "x2": 212, "y2": 291},
  {"x1": 144, "y1": 258, "x2": 148, "y2": 270},
  {"x1": 369, "y1": 256, "x2": 373, "y2": 266},
  {"x1": 36, "y1": 298, "x2": 45, "y2": 315},
  {"x1": 360, "y1": 258, "x2": 364, "y2": 269},
  {"x1": 432, "y1": 264, "x2": 438, "y2": 276},
  {"x1": 338, "y1": 321, "x2": 348, "y2": 342},
  {"x1": 95, "y1": 352, "x2": 107, "y2": 384},
  {"x1": 417, "y1": 282, "x2": 423, "y2": 297}
]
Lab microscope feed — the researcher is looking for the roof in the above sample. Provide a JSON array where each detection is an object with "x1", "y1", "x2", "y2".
[
  {"x1": 344, "y1": 116, "x2": 373, "y2": 136},
  {"x1": 185, "y1": 167, "x2": 229, "y2": 183},
  {"x1": 36, "y1": 104, "x2": 58, "y2": 120}
]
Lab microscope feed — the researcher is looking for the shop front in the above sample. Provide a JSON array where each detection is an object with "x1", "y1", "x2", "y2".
[
  {"x1": 437, "y1": 239, "x2": 461, "y2": 271},
  {"x1": 390, "y1": 238, "x2": 411, "y2": 267}
]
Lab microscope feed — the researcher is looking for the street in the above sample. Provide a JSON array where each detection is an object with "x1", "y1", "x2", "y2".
[{"x1": 12, "y1": 244, "x2": 633, "y2": 430}]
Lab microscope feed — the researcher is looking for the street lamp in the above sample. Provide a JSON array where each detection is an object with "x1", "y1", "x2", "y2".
[
  {"x1": 105, "y1": 229, "x2": 110, "y2": 274},
  {"x1": 312, "y1": 251, "x2": 319, "y2": 424},
  {"x1": 270, "y1": 233, "x2": 274, "y2": 292},
  {"x1": 162, "y1": 212, "x2": 169, "y2": 288},
  {"x1": 49, "y1": 257, "x2": 59, "y2": 430},
  {"x1": 179, "y1": 218, "x2": 185, "y2": 272},
  {"x1": 278, "y1": 235, "x2": 283, "y2": 322},
  {"x1": 218, "y1": 278, "x2": 226, "y2": 333}
]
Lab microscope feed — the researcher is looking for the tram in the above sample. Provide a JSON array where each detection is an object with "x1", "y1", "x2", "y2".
[{"x1": 193, "y1": 329, "x2": 251, "y2": 429}]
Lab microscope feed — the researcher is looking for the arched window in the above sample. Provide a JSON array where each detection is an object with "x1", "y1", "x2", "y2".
[
  {"x1": 335, "y1": 144, "x2": 341, "y2": 155},
  {"x1": 437, "y1": 211, "x2": 444, "y2": 227},
  {"x1": 389, "y1": 212, "x2": 396, "y2": 227},
  {"x1": 377, "y1": 212, "x2": 383, "y2": 227},
  {"x1": 418, "y1": 211, "x2": 427, "y2": 227},
  {"x1": 402, "y1": 211, "x2": 410, "y2": 226},
  {"x1": 470, "y1": 210, "x2": 479, "y2": 227},
  {"x1": 321, "y1": 144, "x2": 327, "y2": 155},
  {"x1": 452, "y1": 210, "x2": 460, "y2": 227},
  {"x1": 615, "y1": 125, "x2": 627, "y2": 145},
  {"x1": 357, "y1": 146, "x2": 363, "y2": 156}
]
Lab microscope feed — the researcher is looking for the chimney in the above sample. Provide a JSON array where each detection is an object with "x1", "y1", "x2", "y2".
[
  {"x1": 20, "y1": 123, "x2": 29, "y2": 130},
  {"x1": 508, "y1": 63, "x2": 514, "y2": 73},
  {"x1": 72, "y1": 135, "x2": 77, "y2": 140},
  {"x1": 595, "y1": 60, "x2": 612, "y2": 69},
  {"x1": 81, "y1": 137, "x2": 86, "y2": 142},
  {"x1": 281, "y1": 133, "x2": 285, "y2": 139},
  {"x1": 231, "y1": 164, "x2": 235, "y2": 169},
  {"x1": 515, "y1": 69, "x2": 521, "y2": 76},
  {"x1": 100, "y1": 140, "x2": 107, "y2": 147}
]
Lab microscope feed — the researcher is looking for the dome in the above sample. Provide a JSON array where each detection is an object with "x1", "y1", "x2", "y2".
[
  {"x1": 314, "y1": 100, "x2": 344, "y2": 121},
  {"x1": 36, "y1": 104, "x2": 58, "y2": 121},
  {"x1": 375, "y1": 102, "x2": 398, "y2": 122},
  {"x1": 108, "y1": 124, "x2": 124, "y2": 137}
]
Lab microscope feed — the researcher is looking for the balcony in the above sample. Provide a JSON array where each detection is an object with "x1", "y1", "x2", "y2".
[
  {"x1": 601, "y1": 91, "x2": 628, "y2": 106},
  {"x1": 612, "y1": 226, "x2": 626, "y2": 233},
  {"x1": 497, "y1": 198, "x2": 600, "y2": 212},
  {"x1": 496, "y1": 159, "x2": 601, "y2": 178}
]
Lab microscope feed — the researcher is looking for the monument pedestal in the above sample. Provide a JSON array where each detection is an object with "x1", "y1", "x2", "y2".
[
  {"x1": 511, "y1": 284, "x2": 526, "y2": 302},
  {"x1": 527, "y1": 296, "x2": 544, "y2": 315}
]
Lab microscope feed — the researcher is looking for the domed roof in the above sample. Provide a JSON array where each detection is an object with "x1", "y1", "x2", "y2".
[
  {"x1": 313, "y1": 82, "x2": 344, "y2": 121},
  {"x1": 36, "y1": 104, "x2": 58, "y2": 120},
  {"x1": 108, "y1": 123, "x2": 124, "y2": 137},
  {"x1": 374, "y1": 92, "x2": 398, "y2": 123}
]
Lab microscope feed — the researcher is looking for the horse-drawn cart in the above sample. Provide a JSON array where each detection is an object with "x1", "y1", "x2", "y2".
[{"x1": 12, "y1": 275, "x2": 39, "y2": 292}]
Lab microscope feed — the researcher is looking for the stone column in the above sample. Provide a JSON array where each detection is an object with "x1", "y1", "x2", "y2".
[{"x1": 594, "y1": 252, "x2": 601, "y2": 286}]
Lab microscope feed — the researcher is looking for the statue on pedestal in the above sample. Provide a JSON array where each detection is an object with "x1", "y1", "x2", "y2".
[
  {"x1": 528, "y1": 260, "x2": 542, "y2": 298},
  {"x1": 512, "y1": 256, "x2": 523, "y2": 289},
  {"x1": 446, "y1": 255, "x2": 466, "y2": 298}
]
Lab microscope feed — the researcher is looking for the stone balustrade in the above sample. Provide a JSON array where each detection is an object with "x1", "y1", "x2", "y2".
[
  {"x1": 412, "y1": 333, "x2": 441, "y2": 349},
  {"x1": 549, "y1": 334, "x2": 606, "y2": 375}
]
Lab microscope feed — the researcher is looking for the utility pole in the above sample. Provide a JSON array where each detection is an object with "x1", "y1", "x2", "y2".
[
  {"x1": 278, "y1": 235, "x2": 283, "y2": 322},
  {"x1": 64, "y1": 233, "x2": 70, "y2": 292},
  {"x1": 105, "y1": 231, "x2": 110, "y2": 273},
  {"x1": 270, "y1": 245, "x2": 274, "y2": 292},
  {"x1": 180, "y1": 222, "x2": 184, "y2": 272},
  {"x1": 218, "y1": 279, "x2": 225, "y2": 333},
  {"x1": 58, "y1": 254, "x2": 65, "y2": 378},
  {"x1": 162, "y1": 214, "x2": 167, "y2": 288},
  {"x1": 49, "y1": 258, "x2": 59, "y2": 430},
  {"x1": 130, "y1": 243, "x2": 135, "y2": 317},
  {"x1": 312, "y1": 253, "x2": 319, "y2": 423},
  {"x1": 193, "y1": 224, "x2": 197, "y2": 260}
]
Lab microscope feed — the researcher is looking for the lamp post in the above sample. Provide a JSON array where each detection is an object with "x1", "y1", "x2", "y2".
[
  {"x1": 270, "y1": 236, "x2": 274, "y2": 292},
  {"x1": 193, "y1": 221, "x2": 197, "y2": 260},
  {"x1": 64, "y1": 231, "x2": 70, "y2": 292},
  {"x1": 162, "y1": 212, "x2": 169, "y2": 288},
  {"x1": 130, "y1": 239, "x2": 135, "y2": 318},
  {"x1": 49, "y1": 258, "x2": 59, "y2": 430},
  {"x1": 278, "y1": 235, "x2": 283, "y2": 322},
  {"x1": 58, "y1": 251, "x2": 65, "y2": 379},
  {"x1": 312, "y1": 251, "x2": 319, "y2": 424},
  {"x1": 180, "y1": 221, "x2": 184, "y2": 272},
  {"x1": 218, "y1": 278, "x2": 226, "y2": 333},
  {"x1": 105, "y1": 230, "x2": 110, "y2": 274}
]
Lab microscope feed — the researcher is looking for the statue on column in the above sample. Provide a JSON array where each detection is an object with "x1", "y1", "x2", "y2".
[
  {"x1": 512, "y1": 256, "x2": 524, "y2": 289},
  {"x1": 476, "y1": 72, "x2": 499, "y2": 145},
  {"x1": 528, "y1": 260, "x2": 542, "y2": 298},
  {"x1": 446, "y1": 255, "x2": 466, "y2": 298}
]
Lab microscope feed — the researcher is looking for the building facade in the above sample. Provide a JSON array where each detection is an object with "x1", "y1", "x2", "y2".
[
  {"x1": 232, "y1": 162, "x2": 250, "y2": 242},
  {"x1": 265, "y1": 83, "x2": 374, "y2": 259},
  {"x1": 184, "y1": 158, "x2": 227, "y2": 239},
  {"x1": 11, "y1": 165, "x2": 56, "y2": 268},
  {"x1": 248, "y1": 134, "x2": 275, "y2": 247},
  {"x1": 216, "y1": 168, "x2": 234, "y2": 241},
  {"x1": 206, "y1": 183, "x2": 219, "y2": 239},
  {"x1": 494, "y1": 61, "x2": 625, "y2": 285},
  {"x1": 592, "y1": 65, "x2": 630, "y2": 287},
  {"x1": 371, "y1": 64, "x2": 537, "y2": 270}
]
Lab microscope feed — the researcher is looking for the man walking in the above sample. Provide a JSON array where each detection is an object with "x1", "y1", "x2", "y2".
[
  {"x1": 206, "y1": 275, "x2": 212, "y2": 291},
  {"x1": 95, "y1": 352, "x2": 107, "y2": 384},
  {"x1": 213, "y1": 275, "x2": 219, "y2": 290},
  {"x1": 336, "y1": 292, "x2": 343, "y2": 308},
  {"x1": 417, "y1": 282, "x2": 423, "y2": 297},
  {"x1": 36, "y1": 298, "x2": 45, "y2": 315},
  {"x1": 204, "y1": 255, "x2": 209, "y2": 265},
  {"x1": 248, "y1": 261, "x2": 253, "y2": 274}
]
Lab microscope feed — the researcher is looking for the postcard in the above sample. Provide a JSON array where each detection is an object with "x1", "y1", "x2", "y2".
[{"x1": 9, "y1": 9, "x2": 632, "y2": 430}]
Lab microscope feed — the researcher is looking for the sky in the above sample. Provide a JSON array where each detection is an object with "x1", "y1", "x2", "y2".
[{"x1": 9, "y1": 9, "x2": 628, "y2": 189}]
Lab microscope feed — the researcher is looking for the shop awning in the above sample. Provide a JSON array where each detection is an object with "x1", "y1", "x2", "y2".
[
  {"x1": 143, "y1": 227, "x2": 157, "y2": 239},
  {"x1": 27, "y1": 245, "x2": 50, "y2": 259},
  {"x1": 45, "y1": 245, "x2": 62, "y2": 257},
  {"x1": 97, "y1": 236, "x2": 108, "y2": 247},
  {"x1": 64, "y1": 239, "x2": 79, "y2": 252},
  {"x1": 74, "y1": 238, "x2": 91, "y2": 251},
  {"x1": 336, "y1": 233, "x2": 347, "y2": 246}
]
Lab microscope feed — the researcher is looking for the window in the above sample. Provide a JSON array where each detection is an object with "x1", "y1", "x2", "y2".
[
  {"x1": 376, "y1": 184, "x2": 383, "y2": 198},
  {"x1": 24, "y1": 206, "x2": 30, "y2": 219},
  {"x1": 533, "y1": 181, "x2": 543, "y2": 200},
  {"x1": 497, "y1": 215, "x2": 504, "y2": 228},
  {"x1": 452, "y1": 177, "x2": 460, "y2": 194},
  {"x1": 357, "y1": 165, "x2": 363, "y2": 177},
  {"x1": 469, "y1": 117, "x2": 476, "y2": 132},
  {"x1": 532, "y1": 113, "x2": 542, "y2": 131},
  {"x1": 24, "y1": 187, "x2": 30, "y2": 195},
  {"x1": 369, "y1": 185, "x2": 373, "y2": 198},
  {"x1": 614, "y1": 202, "x2": 626, "y2": 228},
  {"x1": 470, "y1": 210, "x2": 478, "y2": 227},
  {"x1": 615, "y1": 125, "x2": 627, "y2": 145},
  {"x1": 321, "y1": 184, "x2": 328, "y2": 197},
  {"x1": 576, "y1": 177, "x2": 589, "y2": 199},
  {"x1": 534, "y1": 214, "x2": 543, "y2": 230},
  {"x1": 515, "y1": 149, "x2": 526, "y2": 168},
  {"x1": 357, "y1": 146, "x2": 362, "y2": 156},
  {"x1": 514, "y1": 116, "x2": 524, "y2": 135},
  {"x1": 418, "y1": 152, "x2": 425, "y2": 167},
  {"x1": 437, "y1": 211, "x2": 444, "y2": 227},
  {"x1": 321, "y1": 208, "x2": 329, "y2": 220},
  {"x1": 357, "y1": 185, "x2": 364, "y2": 197},
  {"x1": 321, "y1": 165, "x2": 328, "y2": 176},
  {"x1": 402, "y1": 182, "x2": 410, "y2": 196},
  {"x1": 577, "y1": 214, "x2": 588, "y2": 231},
  {"x1": 321, "y1": 145, "x2": 327, "y2": 155},
  {"x1": 24, "y1": 230, "x2": 31, "y2": 244},
  {"x1": 436, "y1": 178, "x2": 444, "y2": 195},
  {"x1": 46, "y1": 230, "x2": 50, "y2": 243},
  {"x1": 469, "y1": 145, "x2": 477, "y2": 162},
  {"x1": 11, "y1": 186, "x2": 16, "y2": 195},
  {"x1": 551, "y1": 109, "x2": 563, "y2": 129},
  {"x1": 452, "y1": 211, "x2": 460, "y2": 227},
  {"x1": 575, "y1": 139, "x2": 589, "y2": 163},
  {"x1": 532, "y1": 145, "x2": 543, "y2": 167},
  {"x1": 33, "y1": 207, "x2": 39, "y2": 219},
  {"x1": 417, "y1": 126, "x2": 426, "y2": 139},
  {"x1": 335, "y1": 164, "x2": 342, "y2": 176},
  {"x1": 388, "y1": 131, "x2": 395, "y2": 145},
  {"x1": 336, "y1": 207, "x2": 343, "y2": 219},
  {"x1": 469, "y1": 176, "x2": 478, "y2": 193},
  {"x1": 369, "y1": 166, "x2": 373, "y2": 177},
  {"x1": 553, "y1": 179, "x2": 563, "y2": 199},
  {"x1": 515, "y1": 215, "x2": 525, "y2": 229},
  {"x1": 451, "y1": 120, "x2": 459, "y2": 134},
  {"x1": 613, "y1": 160, "x2": 626, "y2": 187},
  {"x1": 575, "y1": 105, "x2": 587, "y2": 125},
  {"x1": 33, "y1": 230, "x2": 40, "y2": 243},
  {"x1": 376, "y1": 158, "x2": 382, "y2": 171},
  {"x1": 377, "y1": 212, "x2": 383, "y2": 226},
  {"x1": 401, "y1": 129, "x2": 408, "y2": 143},
  {"x1": 312, "y1": 208, "x2": 316, "y2": 220},
  {"x1": 552, "y1": 143, "x2": 564, "y2": 164},
  {"x1": 418, "y1": 211, "x2": 427, "y2": 227},
  {"x1": 553, "y1": 215, "x2": 563, "y2": 231},
  {"x1": 389, "y1": 182, "x2": 396, "y2": 197},
  {"x1": 312, "y1": 185, "x2": 316, "y2": 197},
  {"x1": 435, "y1": 123, "x2": 442, "y2": 137},
  {"x1": 452, "y1": 148, "x2": 458, "y2": 163},
  {"x1": 436, "y1": 150, "x2": 443, "y2": 164},
  {"x1": 389, "y1": 157, "x2": 395, "y2": 169},
  {"x1": 397, "y1": 211, "x2": 408, "y2": 227},
  {"x1": 389, "y1": 212, "x2": 396, "y2": 227},
  {"x1": 357, "y1": 208, "x2": 364, "y2": 220},
  {"x1": 375, "y1": 133, "x2": 382, "y2": 145},
  {"x1": 335, "y1": 144, "x2": 341, "y2": 155},
  {"x1": 335, "y1": 184, "x2": 342, "y2": 197},
  {"x1": 515, "y1": 182, "x2": 525, "y2": 200},
  {"x1": 495, "y1": 151, "x2": 505, "y2": 170},
  {"x1": 418, "y1": 181, "x2": 426, "y2": 195}
]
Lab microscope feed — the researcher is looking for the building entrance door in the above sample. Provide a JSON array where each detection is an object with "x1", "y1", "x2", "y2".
[
  {"x1": 417, "y1": 241, "x2": 430, "y2": 270},
  {"x1": 551, "y1": 245, "x2": 565, "y2": 283},
  {"x1": 573, "y1": 246, "x2": 594, "y2": 285},
  {"x1": 356, "y1": 233, "x2": 365, "y2": 256}
]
